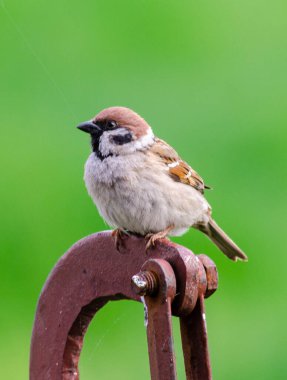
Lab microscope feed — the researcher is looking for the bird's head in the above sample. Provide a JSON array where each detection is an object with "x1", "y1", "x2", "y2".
[{"x1": 77, "y1": 107, "x2": 154, "y2": 158}]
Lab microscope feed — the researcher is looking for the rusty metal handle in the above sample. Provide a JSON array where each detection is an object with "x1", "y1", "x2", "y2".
[{"x1": 30, "y1": 231, "x2": 218, "y2": 380}]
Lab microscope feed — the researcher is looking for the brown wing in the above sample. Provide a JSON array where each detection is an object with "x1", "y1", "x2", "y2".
[{"x1": 151, "y1": 138, "x2": 209, "y2": 193}]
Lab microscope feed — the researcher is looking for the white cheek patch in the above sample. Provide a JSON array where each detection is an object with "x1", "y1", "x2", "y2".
[
  {"x1": 99, "y1": 128, "x2": 131, "y2": 156},
  {"x1": 99, "y1": 127, "x2": 154, "y2": 156},
  {"x1": 111, "y1": 131, "x2": 133, "y2": 145}
]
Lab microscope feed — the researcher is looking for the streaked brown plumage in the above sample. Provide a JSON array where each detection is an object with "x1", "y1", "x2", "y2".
[
  {"x1": 151, "y1": 138, "x2": 208, "y2": 192},
  {"x1": 78, "y1": 106, "x2": 248, "y2": 262}
]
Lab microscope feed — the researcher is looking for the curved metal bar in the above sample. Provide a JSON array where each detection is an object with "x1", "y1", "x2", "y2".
[
  {"x1": 30, "y1": 231, "x2": 217, "y2": 380},
  {"x1": 30, "y1": 231, "x2": 216, "y2": 380}
]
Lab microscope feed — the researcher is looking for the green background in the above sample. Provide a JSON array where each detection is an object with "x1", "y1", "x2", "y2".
[{"x1": 1, "y1": 0, "x2": 286, "y2": 378}]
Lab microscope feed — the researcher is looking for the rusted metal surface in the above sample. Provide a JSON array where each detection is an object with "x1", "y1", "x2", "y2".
[
  {"x1": 198, "y1": 254, "x2": 218, "y2": 298},
  {"x1": 139, "y1": 255, "x2": 217, "y2": 380},
  {"x1": 140, "y1": 259, "x2": 177, "y2": 380},
  {"x1": 30, "y1": 231, "x2": 218, "y2": 380},
  {"x1": 177, "y1": 255, "x2": 218, "y2": 380},
  {"x1": 180, "y1": 295, "x2": 211, "y2": 380}
]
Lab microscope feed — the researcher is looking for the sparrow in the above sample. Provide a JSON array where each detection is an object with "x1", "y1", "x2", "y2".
[{"x1": 77, "y1": 106, "x2": 247, "y2": 261}]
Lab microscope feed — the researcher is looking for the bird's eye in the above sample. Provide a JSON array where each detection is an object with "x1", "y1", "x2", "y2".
[{"x1": 106, "y1": 120, "x2": 117, "y2": 129}]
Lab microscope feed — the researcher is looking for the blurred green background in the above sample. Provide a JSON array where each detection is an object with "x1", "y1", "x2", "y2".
[{"x1": 1, "y1": 0, "x2": 286, "y2": 378}]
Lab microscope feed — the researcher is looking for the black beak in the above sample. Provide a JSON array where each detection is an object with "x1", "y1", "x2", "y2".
[{"x1": 77, "y1": 121, "x2": 102, "y2": 134}]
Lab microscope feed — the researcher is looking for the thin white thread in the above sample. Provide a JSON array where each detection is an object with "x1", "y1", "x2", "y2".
[
  {"x1": 1, "y1": 1, "x2": 76, "y2": 119},
  {"x1": 85, "y1": 312, "x2": 128, "y2": 361}
]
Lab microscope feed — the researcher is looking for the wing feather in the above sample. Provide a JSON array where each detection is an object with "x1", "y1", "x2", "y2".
[{"x1": 151, "y1": 138, "x2": 209, "y2": 193}]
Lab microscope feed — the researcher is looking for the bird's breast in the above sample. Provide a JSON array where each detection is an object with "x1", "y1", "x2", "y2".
[{"x1": 84, "y1": 151, "x2": 148, "y2": 186}]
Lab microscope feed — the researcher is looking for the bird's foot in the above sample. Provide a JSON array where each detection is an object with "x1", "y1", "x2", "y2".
[
  {"x1": 145, "y1": 225, "x2": 174, "y2": 251},
  {"x1": 112, "y1": 228, "x2": 129, "y2": 251}
]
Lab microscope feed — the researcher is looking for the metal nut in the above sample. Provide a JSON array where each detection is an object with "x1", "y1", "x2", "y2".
[
  {"x1": 197, "y1": 254, "x2": 218, "y2": 298},
  {"x1": 131, "y1": 271, "x2": 158, "y2": 296}
]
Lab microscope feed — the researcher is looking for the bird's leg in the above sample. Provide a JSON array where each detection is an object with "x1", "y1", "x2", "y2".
[
  {"x1": 145, "y1": 225, "x2": 174, "y2": 251},
  {"x1": 112, "y1": 228, "x2": 128, "y2": 251}
]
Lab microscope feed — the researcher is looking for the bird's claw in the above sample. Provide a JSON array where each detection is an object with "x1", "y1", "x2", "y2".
[
  {"x1": 145, "y1": 233, "x2": 157, "y2": 251},
  {"x1": 145, "y1": 225, "x2": 174, "y2": 252},
  {"x1": 112, "y1": 228, "x2": 128, "y2": 251}
]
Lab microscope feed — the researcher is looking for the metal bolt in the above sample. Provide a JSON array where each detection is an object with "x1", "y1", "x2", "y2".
[
  {"x1": 131, "y1": 271, "x2": 158, "y2": 296},
  {"x1": 198, "y1": 254, "x2": 218, "y2": 298}
]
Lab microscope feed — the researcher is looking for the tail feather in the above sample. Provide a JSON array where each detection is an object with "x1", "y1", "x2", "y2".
[{"x1": 196, "y1": 219, "x2": 248, "y2": 262}]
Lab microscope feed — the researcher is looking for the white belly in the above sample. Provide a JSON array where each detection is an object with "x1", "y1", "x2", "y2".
[{"x1": 84, "y1": 152, "x2": 210, "y2": 236}]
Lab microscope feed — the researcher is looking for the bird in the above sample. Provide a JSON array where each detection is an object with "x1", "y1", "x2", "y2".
[{"x1": 77, "y1": 106, "x2": 247, "y2": 261}]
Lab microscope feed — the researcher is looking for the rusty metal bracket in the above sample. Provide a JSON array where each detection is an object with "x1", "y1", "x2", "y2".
[{"x1": 30, "y1": 231, "x2": 218, "y2": 380}]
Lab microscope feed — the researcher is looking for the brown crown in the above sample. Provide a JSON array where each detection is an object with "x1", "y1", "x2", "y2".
[{"x1": 94, "y1": 106, "x2": 151, "y2": 138}]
